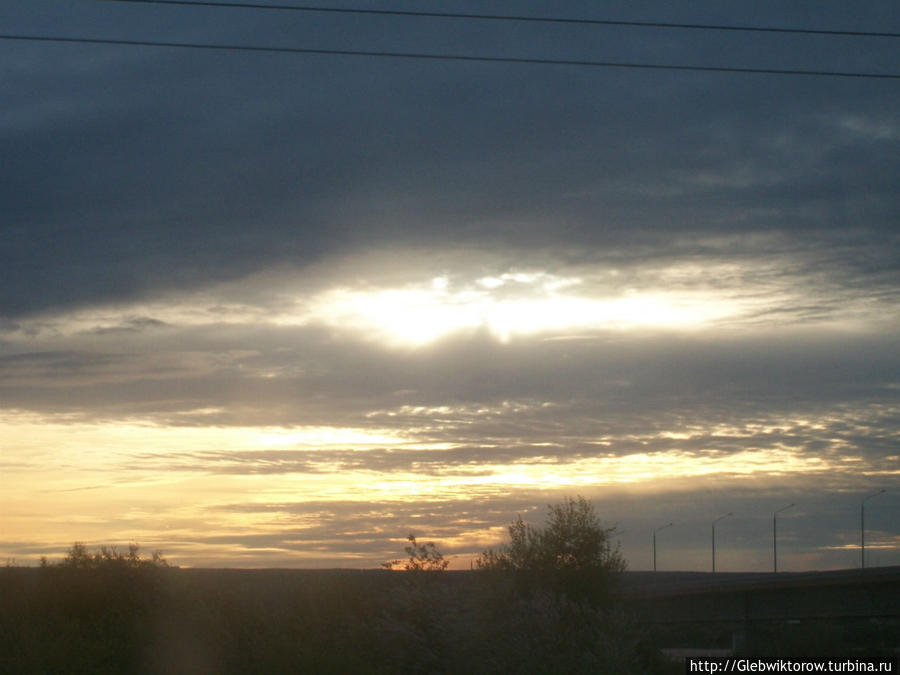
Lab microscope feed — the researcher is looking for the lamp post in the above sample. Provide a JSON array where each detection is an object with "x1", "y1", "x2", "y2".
[
  {"x1": 773, "y1": 503, "x2": 795, "y2": 573},
  {"x1": 861, "y1": 489, "x2": 886, "y2": 569},
  {"x1": 653, "y1": 522, "x2": 673, "y2": 572},
  {"x1": 712, "y1": 513, "x2": 733, "y2": 573}
]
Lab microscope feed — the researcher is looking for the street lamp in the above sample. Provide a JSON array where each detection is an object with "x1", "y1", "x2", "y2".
[
  {"x1": 861, "y1": 489, "x2": 886, "y2": 569},
  {"x1": 712, "y1": 513, "x2": 733, "y2": 573},
  {"x1": 653, "y1": 522, "x2": 673, "y2": 572},
  {"x1": 773, "y1": 503, "x2": 795, "y2": 573}
]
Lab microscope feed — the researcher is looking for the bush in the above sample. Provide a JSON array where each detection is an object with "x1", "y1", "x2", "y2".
[
  {"x1": 382, "y1": 534, "x2": 448, "y2": 572},
  {"x1": 476, "y1": 496, "x2": 625, "y2": 607},
  {"x1": 58, "y1": 542, "x2": 169, "y2": 570},
  {"x1": 2, "y1": 544, "x2": 172, "y2": 673}
]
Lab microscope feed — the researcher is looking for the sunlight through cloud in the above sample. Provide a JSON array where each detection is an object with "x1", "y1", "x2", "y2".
[{"x1": 300, "y1": 271, "x2": 737, "y2": 345}]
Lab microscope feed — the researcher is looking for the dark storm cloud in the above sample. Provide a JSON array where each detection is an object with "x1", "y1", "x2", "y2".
[
  {"x1": 0, "y1": 321, "x2": 895, "y2": 399},
  {"x1": 6, "y1": 320, "x2": 896, "y2": 486},
  {"x1": 17, "y1": 326, "x2": 900, "y2": 408},
  {"x1": 2, "y1": 1, "x2": 898, "y2": 316}
]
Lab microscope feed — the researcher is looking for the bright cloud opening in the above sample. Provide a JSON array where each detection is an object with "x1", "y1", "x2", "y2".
[{"x1": 300, "y1": 272, "x2": 738, "y2": 345}]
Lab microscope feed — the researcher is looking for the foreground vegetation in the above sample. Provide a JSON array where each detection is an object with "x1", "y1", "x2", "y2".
[
  {"x1": 3, "y1": 499, "x2": 894, "y2": 673},
  {"x1": 3, "y1": 498, "x2": 674, "y2": 673}
]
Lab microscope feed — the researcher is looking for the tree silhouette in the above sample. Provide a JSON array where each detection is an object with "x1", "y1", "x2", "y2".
[
  {"x1": 382, "y1": 534, "x2": 449, "y2": 572},
  {"x1": 58, "y1": 542, "x2": 168, "y2": 569},
  {"x1": 476, "y1": 496, "x2": 624, "y2": 606}
]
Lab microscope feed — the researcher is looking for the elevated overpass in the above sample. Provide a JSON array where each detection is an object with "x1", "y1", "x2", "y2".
[{"x1": 623, "y1": 566, "x2": 900, "y2": 624}]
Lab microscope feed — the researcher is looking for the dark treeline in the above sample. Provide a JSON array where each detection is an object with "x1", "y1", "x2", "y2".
[
  {"x1": 2, "y1": 499, "x2": 895, "y2": 673},
  {"x1": 5, "y1": 564, "x2": 897, "y2": 674},
  {"x1": 2, "y1": 498, "x2": 672, "y2": 673},
  {"x1": 1, "y1": 565, "x2": 668, "y2": 674}
]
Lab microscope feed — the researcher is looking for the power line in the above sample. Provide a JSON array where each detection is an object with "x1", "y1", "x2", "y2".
[
  {"x1": 96, "y1": 0, "x2": 900, "y2": 39},
  {"x1": 3, "y1": 33, "x2": 899, "y2": 79}
]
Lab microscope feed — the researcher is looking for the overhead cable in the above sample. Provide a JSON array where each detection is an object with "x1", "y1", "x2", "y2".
[
  {"x1": 2, "y1": 34, "x2": 899, "y2": 79},
  {"x1": 96, "y1": 0, "x2": 900, "y2": 39}
]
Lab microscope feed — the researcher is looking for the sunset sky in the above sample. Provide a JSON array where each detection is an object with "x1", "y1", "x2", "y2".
[{"x1": 2, "y1": 0, "x2": 898, "y2": 571}]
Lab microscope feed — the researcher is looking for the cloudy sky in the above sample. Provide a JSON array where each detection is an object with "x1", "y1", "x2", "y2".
[{"x1": 2, "y1": 0, "x2": 898, "y2": 571}]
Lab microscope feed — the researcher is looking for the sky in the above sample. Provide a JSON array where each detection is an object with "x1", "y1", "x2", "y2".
[{"x1": 1, "y1": 0, "x2": 898, "y2": 571}]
